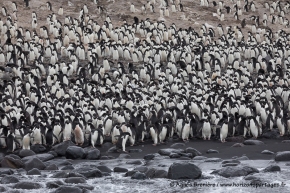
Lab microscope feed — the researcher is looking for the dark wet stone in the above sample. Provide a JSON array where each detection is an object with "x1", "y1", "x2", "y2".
[
  {"x1": 125, "y1": 170, "x2": 137, "y2": 177},
  {"x1": 1, "y1": 175, "x2": 19, "y2": 184},
  {"x1": 261, "y1": 150, "x2": 274, "y2": 155},
  {"x1": 158, "y1": 148, "x2": 185, "y2": 156},
  {"x1": 231, "y1": 143, "x2": 245, "y2": 147},
  {"x1": 118, "y1": 154, "x2": 131, "y2": 159},
  {"x1": 13, "y1": 181, "x2": 42, "y2": 189},
  {"x1": 22, "y1": 153, "x2": 54, "y2": 162},
  {"x1": 0, "y1": 168, "x2": 14, "y2": 175},
  {"x1": 48, "y1": 151, "x2": 58, "y2": 157},
  {"x1": 144, "y1": 154, "x2": 155, "y2": 160},
  {"x1": 75, "y1": 184, "x2": 94, "y2": 191},
  {"x1": 0, "y1": 186, "x2": 6, "y2": 192},
  {"x1": 131, "y1": 171, "x2": 147, "y2": 180},
  {"x1": 145, "y1": 168, "x2": 167, "y2": 179},
  {"x1": 192, "y1": 156, "x2": 207, "y2": 160},
  {"x1": 211, "y1": 166, "x2": 259, "y2": 178},
  {"x1": 97, "y1": 166, "x2": 112, "y2": 173},
  {"x1": 108, "y1": 156, "x2": 115, "y2": 159},
  {"x1": 126, "y1": 160, "x2": 142, "y2": 165},
  {"x1": 235, "y1": 156, "x2": 249, "y2": 161},
  {"x1": 275, "y1": 151, "x2": 290, "y2": 161},
  {"x1": 129, "y1": 149, "x2": 142, "y2": 153},
  {"x1": 169, "y1": 153, "x2": 181, "y2": 158},
  {"x1": 1, "y1": 155, "x2": 24, "y2": 169},
  {"x1": 99, "y1": 156, "x2": 110, "y2": 160},
  {"x1": 27, "y1": 168, "x2": 41, "y2": 175},
  {"x1": 72, "y1": 167, "x2": 102, "y2": 178},
  {"x1": 207, "y1": 149, "x2": 219, "y2": 153},
  {"x1": 45, "y1": 164, "x2": 59, "y2": 170},
  {"x1": 68, "y1": 172, "x2": 86, "y2": 178},
  {"x1": 107, "y1": 146, "x2": 118, "y2": 153},
  {"x1": 114, "y1": 167, "x2": 128, "y2": 173},
  {"x1": 65, "y1": 146, "x2": 85, "y2": 159},
  {"x1": 222, "y1": 163, "x2": 239, "y2": 167},
  {"x1": 178, "y1": 157, "x2": 191, "y2": 160},
  {"x1": 24, "y1": 157, "x2": 46, "y2": 171},
  {"x1": 18, "y1": 149, "x2": 36, "y2": 158},
  {"x1": 167, "y1": 162, "x2": 202, "y2": 179},
  {"x1": 134, "y1": 166, "x2": 148, "y2": 173},
  {"x1": 46, "y1": 180, "x2": 65, "y2": 189},
  {"x1": 85, "y1": 149, "x2": 101, "y2": 160},
  {"x1": 179, "y1": 153, "x2": 193, "y2": 158},
  {"x1": 244, "y1": 175, "x2": 260, "y2": 180},
  {"x1": 221, "y1": 160, "x2": 241, "y2": 164},
  {"x1": 51, "y1": 171, "x2": 69, "y2": 178},
  {"x1": 204, "y1": 158, "x2": 222, "y2": 162},
  {"x1": 185, "y1": 147, "x2": 202, "y2": 156},
  {"x1": 54, "y1": 186, "x2": 82, "y2": 193},
  {"x1": 51, "y1": 141, "x2": 76, "y2": 156},
  {"x1": 30, "y1": 144, "x2": 47, "y2": 153},
  {"x1": 64, "y1": 177, "x2": 86, "y2": 184},
  {"x1": 170, "y1": 143, "x2": 186, "y2": 148},
  {"x1": 263, "y1": 165, "x2": 281, "y2": 172},
  {"x1": 244, "y1": 140, "x2": 264, "y2": 145},
  {"x1": 262, "y1": 129, "x2": 280, "y2": 139},
  {"x1": 61, "y1": 165, "x2": 75, "y2": 170}
]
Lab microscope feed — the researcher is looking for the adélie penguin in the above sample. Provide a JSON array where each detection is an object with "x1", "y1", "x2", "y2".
[
  {"x1": 91, "y1": 124, "x2": 104, "y2": 148},
  {"x1": 220, "y1": 119, "x2": 228, "y2": 143},
  {"x1": 116, "y1": 131, "x2": 131, "y2": 153}
]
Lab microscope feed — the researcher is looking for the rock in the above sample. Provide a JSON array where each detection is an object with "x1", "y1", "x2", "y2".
[
  {"x1": 235, "y1": 155, "x2": 249, "y2": 161},
  {"x1": 222, "y1": 163, "x2": 239, "y2": 167},
  {"x1": 169, "y1": 153, "x2": 181, "y2": 158},
  {"x1": 221, "y1": 160, "x2": 241, "y2": 164},
  {"x1": 144, "y1": 154, "x2": 155, "y2": 160},
  {"x1": 167, "y1": 162, "x2": 202, "y2": 179},
  {"x1": 129, "y1": 149, "x2": 142, "y2": 153},
  {"x1": 0, "y1": 186, "x2": 6, "y2": 192},
  {"x1": 204, "y1": 158, "x2": 223, "y2": 162},
  {"x1": 97, "y1": 166, "x2": 112, "y2": 173},
  {"x1": 54, "y1": 186, "x2": 82, "y2": 193},
  {"x1": 24, "y1": 157, "x2": 46, "y2": 171},
  {"x1": 99, "y1": 156, "x2": 109, "y2": 160},
  {"x1": 48, "y1": 151, "x2": 58, "y2": 157},
  {"x1": 45, "y1": 164, "x2": 59, "y2": 170},
  {"x1": 114, "y1": 167, "x2": 128, "y2": 173},
  {"x1": 275, "y1": 151, "x2": 290, "y2": 161},
  {"x1": 68, "y1": 172, "x2": 86, "y2": 178},
  {"x1": 244, "y1": 175, "x2": 260, "y2": 181},
  {"x1": 64, "y1": 177, "x2": 86, "y2": 184},
  {"x1": 282, "y1": 140, "x2": 290, "y2": 143},
  {"x1": 1, "y1": 175, "x2": 19, "y2": 184},
  {"x1": 211, "y1": 165, "x2": 259, "y2": 178},
  {"x1": 192, "y1": 156, "x2": 207, "y2": 160},
  {"x1": 46, "y1": 180, "x2": 65, "y2": 189},
  {"x1": 125, "y1": 170, "x2": 137, "y2": 177},
  {"x1": 261, "y1": 150, "x2": 274, "y2": 155},
  {"x1": 263, "y1": 165, "x2": 281, "y2": 172},
  {"x1": 46, "y1": 159, "x2": 72, "y2": 167},
  {"x1": 72, "y1": 167, "x2": 102, "y2": 178},
  {"x1": 134, "y1": 166, "x2": 148, "y2": 173},
  {"x1": 231, "y1": 143, "x2": 244, "y2": 147},
  {"x1": 118, "y1": 153, "x2": 131, "y2": 159},
  {"x1": 51, "y1": 171, "x2": 69, "y2": 178},
  {"x1": 262, "y1": 129, "x2": 280, "y2": 139},
  {"x1": 75, "y1": 184, "x2": 94, "y2": 191},
  {"x1": 180, "y1": 153, "x2": 193, "y2": 158},
  {"x1": 131, "y1": 171, "x2": 147, "y2": 180},
  {"x1": 13, "y1": 182, "x2": 42, "y2": 189},
  {"x1": 127, "y1": 160, "x2": 142, "y2": 165},
  {"x1": 244, "y1": 140, "x2": 264, "y2": 145},
  {"x1": 61, "y1": 165, "x2": 75, "y2": 170},
  {"x1": 18, "y1": 149, "x2": 36, "y2": 158},
  {"x1": 85, "y1": 149, "x2": 101, "y2": 160},
  {"x1": 107, "y1": 146, "x2": 118, "y2": 153},
  {"x1": 0, "y1": 168, "x2": 14, "y2": 175},
  {"x1": 185, "y1": 147, "x2": 202, "y2": 156},
  {"x1": 158, "y1": 148, "x2": 185, "y2": 156},
  {"x1": 145, "y1": 168, "x2": 167, "y2": 178},
  {"x1": 65, "y1": 146, "x2": 85, "y2": 159},
  {"x1": 226, "y1": 136, "x2": 245, "y2": 143},
  {"x1": 27, "y1": 168, "x2": 41, "y2": 175},
  {"x1": 206, "y1": 149, "x2": 219, "y2": 153},
  {"x1": 1, "y1": 156, "x2": 24, "y2": 169},
  {"x1": 30, "y1": 144, "x2": 46, "y2": 153},
  {"x1": 22, "y1": 153, "x2": 54, "y2": 162},
  {"x1": 170, "y1": 143, "x2": 186, "y2": 148},
  {"x1": 8, "y1": 154, "x2": 21, "y2": 160},
  {"x1": 51, "y1": 141, "x2": 76, "y2": 156}
]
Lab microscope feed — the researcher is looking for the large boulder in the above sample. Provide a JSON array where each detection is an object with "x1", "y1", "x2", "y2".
[
  {"x1": 0, "y1": 175, "x2": 19, "y2": 184},
  {"x1": 13, "y1": 182, "x2": 42, "y2": 190},
  {"x1": 96, "y1": 166, "x2": 112, "y2": 173},
  {"x1": 262, "y1": 129, "x2": 280, "y2": 139},
  {"x1": 211, "y1": 165, "x2": 259, "y2": 178},
  {"x1": 22, "y1": 153, "x2": 54, "y2": 162},
  {"x1": 27, "y1": 168, "x2": 41, "y2": 175},
  {"x1": 18, "y1": 149, "x2": 36, "y2": 158},
  {"x1": 243, "y1": 140, "x2": 264, "y2": 145},
  {"x1": 65, "y1": 146, "x2": 85, "y2": 159},
  {"x1": 0, "y1": 155, "x2": 24, "y2": 169},
  {"x1": 85, "y1": 149, "x2": 101, "y2": 160},
  {"x1": 131, "y1": 171, "x2": 147, "y2": 180},
  {"x1": 46, "y1": 180, "x2": 65, "y2": 189},
  {"x1": 54, "y1": 186, "x2": 82, "y2": 193},
  {"x1": 144, "y1": 154, "x2": 155, "y2": 160},
  {"x1": 145, "y1": 168, "x2": 167, "y2": 178},
  {"x1": 167, "y1": 162, "x2": 202, "y2": 179},
  {"x1": 114, "y1": 167, "x2": 128, "y2": 173},
  {"x1": 51, "y1": 141, "x2": 76, "y2": 156},
  {"x1": 64, "y1": 177, "x2": 86, "y2": 184},
  {"x1": 185, "y1": 147, "x2": 202, "y2": 156},
  {"x1": 275, "y1": 151, "x2": 290, "y2": 161},
  {"x1": 158, "y1": 148, "x2": 185, "y2": 156},
  {"x1": 263, "y1": 165, "x2": 281, "y2": 172},
  {"x1": 0, "y1": 168, "x2": 14, "y2": 175},
  {"x1": 24, "y1": 157, "x2": 46, "y2": 171},
  {"x1": 30, "y1": 144, "x2": 46, "y2": 153},
  {"x1": 72, "y1": 167, "x2": 102, "y2": 178}
]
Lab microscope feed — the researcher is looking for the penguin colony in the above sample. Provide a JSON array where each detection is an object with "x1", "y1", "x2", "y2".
[{"x1": 0, "y1": 0, "x2": 290, "y2": 153}]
